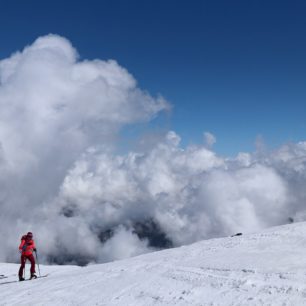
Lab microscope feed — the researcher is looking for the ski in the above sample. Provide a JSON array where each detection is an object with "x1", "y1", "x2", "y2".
[
  {"x1": 0, "y1": 274, "x2": 49, "y2": 286},
  {"x1": 0, "y1": 276, "x2": 8, "y2": 280}
]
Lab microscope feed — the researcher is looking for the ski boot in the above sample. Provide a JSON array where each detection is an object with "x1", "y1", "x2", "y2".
[
  {"x1": 30, "y1": 274, "x2": 37, "y2": 280},
  {"x1": 19, "y1": 277, "x2": 25, "y2": 281}
]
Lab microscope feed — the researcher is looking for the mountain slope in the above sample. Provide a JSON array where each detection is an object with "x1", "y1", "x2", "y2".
[{"x1": 1, "y1": 222, "x2": 306, "y2": 305}]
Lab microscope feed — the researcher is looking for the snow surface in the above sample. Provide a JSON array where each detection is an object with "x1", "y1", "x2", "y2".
[{"x1": 1, "y1": 222, "x2": 306, "y2": 305}]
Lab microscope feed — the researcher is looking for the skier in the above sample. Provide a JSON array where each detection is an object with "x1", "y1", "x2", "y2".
[{"x1": 18, "y1": 232, "x2": 37, "y2": 281}]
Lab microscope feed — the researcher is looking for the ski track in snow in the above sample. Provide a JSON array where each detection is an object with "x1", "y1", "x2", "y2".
[{"x1": 1, "y1": 222, "x2": 306, "y2": 305}]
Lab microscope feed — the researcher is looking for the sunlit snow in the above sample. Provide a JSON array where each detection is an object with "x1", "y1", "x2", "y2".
[{"x1": 1, "y1": 222, "x2": 306, "y2": 305}]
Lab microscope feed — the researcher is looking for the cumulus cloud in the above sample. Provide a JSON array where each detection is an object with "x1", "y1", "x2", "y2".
[
  {"x1": 0, "y1": 35, "x2": 306, "y2": 265},
  {"x1": 204, "y1": 132, "x2": 216, "y2": 148},
  {"x1": 0, "y1": 34, "x2": 167, "y2": 262}
]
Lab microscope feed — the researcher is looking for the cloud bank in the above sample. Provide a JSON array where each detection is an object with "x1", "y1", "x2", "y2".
[{"x1": 0, "y1": 35, "x2": 305, "y2": 264}]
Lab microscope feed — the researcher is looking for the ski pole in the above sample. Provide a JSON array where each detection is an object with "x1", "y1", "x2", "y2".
[
  {"x1": 23, "y1": 255, "x2": 26, "y2": 279},
  {"x1": 34, "y1": 250, "x2": 41, "y2": 277}
]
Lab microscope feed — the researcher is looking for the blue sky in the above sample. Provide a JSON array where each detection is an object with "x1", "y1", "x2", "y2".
[{"x1": 0, "y1": 0, "x2": 305, "y2": 155}]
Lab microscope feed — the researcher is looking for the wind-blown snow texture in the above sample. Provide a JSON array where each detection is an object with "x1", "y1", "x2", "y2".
[
  {"x1": 1, "y1": 34, "x2": 306, "y2": 264},
  {"x1": 1, "y1": 222, "x2": 306, "y2": 305}
]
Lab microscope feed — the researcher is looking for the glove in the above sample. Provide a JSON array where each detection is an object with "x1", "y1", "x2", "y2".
[{"x1": 33, "y1": 248, "x2": 37, "y2": 252}]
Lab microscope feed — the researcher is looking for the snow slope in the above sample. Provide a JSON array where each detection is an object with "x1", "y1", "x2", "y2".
[{"x1": 1, "y1": 222, "x2": 306, "y2": 305}]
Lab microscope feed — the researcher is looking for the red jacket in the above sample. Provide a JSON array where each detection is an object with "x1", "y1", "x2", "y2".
[{"x1": 19, "y1": 237, "x2": 36, "y2": 256}]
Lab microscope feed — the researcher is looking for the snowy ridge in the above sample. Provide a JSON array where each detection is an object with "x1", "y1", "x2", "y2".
[{"x1": 1, "y1": 222, "x2": 306, "y2": 305}]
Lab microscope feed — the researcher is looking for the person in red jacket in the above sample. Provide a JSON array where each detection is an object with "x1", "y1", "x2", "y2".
[{"x1": 18, "y1": 232, "x2": 37, "y2": 281}]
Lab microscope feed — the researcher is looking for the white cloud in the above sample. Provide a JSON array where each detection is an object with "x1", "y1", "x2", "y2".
[
  {"x1": 98, "y1": 226, "x2": 150, "y2": 262},
  {"x1": 204, "y1": 131, "x2": 216, "y2": 148},
  {"x1": 0, "y1": 34, "x2": 168, "y2": 262},
  {"x1": 0, "y1": 35, "x2": 306, "y2": 264}
]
